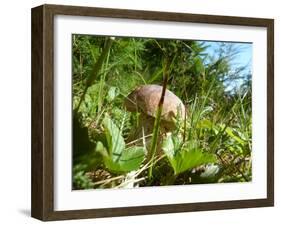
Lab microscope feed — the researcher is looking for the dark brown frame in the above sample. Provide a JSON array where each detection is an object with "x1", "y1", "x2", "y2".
[{"x1": 31, "y1": 4, "x2": 274, "y2": 221}]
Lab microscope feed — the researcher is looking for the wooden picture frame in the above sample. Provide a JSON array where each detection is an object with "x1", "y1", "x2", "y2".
[{"x1": 31, "y1": 4, "x2": 274, "y2": 221}]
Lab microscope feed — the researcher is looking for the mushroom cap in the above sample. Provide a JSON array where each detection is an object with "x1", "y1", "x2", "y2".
[{"x1": 125, "y1": 84, "x2": 185, "y2": 122}]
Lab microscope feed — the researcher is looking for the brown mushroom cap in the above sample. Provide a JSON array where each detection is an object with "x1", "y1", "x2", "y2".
[{"x1": 125, "y1": 85, "x2": 185, "y2": 122}]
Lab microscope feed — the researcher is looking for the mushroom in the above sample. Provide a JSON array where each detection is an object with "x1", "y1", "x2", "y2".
[{"x1": 124, "y1": 84, "x2": 186, "y2": 143}]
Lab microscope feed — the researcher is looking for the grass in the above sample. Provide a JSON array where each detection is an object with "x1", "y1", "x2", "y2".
[{"x1": 72, "y1": 35, "x2": 252, "y2": 190}]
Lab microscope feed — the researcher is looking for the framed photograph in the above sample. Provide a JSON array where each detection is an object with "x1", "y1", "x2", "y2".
[{"x1": 31, "y1": 4, "x2": 274, "y2": 221}]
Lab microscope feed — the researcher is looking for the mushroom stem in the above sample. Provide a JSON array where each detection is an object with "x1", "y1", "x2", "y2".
[{"x1": 148, "y1": 57, "x2": 171, "y2": 179}]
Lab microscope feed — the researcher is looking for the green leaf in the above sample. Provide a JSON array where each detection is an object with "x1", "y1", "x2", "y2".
[
  {"x1": 95, "y1": 141, "x2": 108, "y2": 157},
  {"x1": 104, "y1": 146, "x2": 145, "y2": 172},
  {"x1": 196, "y1": 119, "x2": 214, "y2": 130},
  {"x1": 100, "y1": 115, "x2": 145, "y2": 173},
  {"x1": 225, "y1": 127, "x2": 245, "y2": 145},
  {"x1": 147, "y1": 67, "x2": 163, "y2": 83},
  {"x1": 162, "y1": 134, "x2": 217, "y2": 175},
  {"x1": 193, "y1": 56, "x2": 205, "y2": 75},
  {"x1": 106, "y1": 86, "x2": 119, "y2": 103},
  {"x1": 120, "y1": 147, "x2": 146, "y2": 169},
  {"x1": 102, "y1": 115, "x2": 125, "y2": 159}
]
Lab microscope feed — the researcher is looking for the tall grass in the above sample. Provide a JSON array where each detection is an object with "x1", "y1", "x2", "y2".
[{"x1": 72, "y1": 35, "x2": 252, "y2": 189}]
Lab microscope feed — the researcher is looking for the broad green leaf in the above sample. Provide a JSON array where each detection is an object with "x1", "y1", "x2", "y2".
[
  {"x1": 95, "y1": 141, "x2": 108, "y2": 157},
  {"x1": 104, "y1": 146, "x2": 145, "y2": 172},
  {"x1": 173, "y1": 149, "x2": 216, "y2": 175},
  {"x1": 162, "y1": 134, "x2": 175, "y2": 158},
  {"x1": 118, "y1": 146, "x2": 145, "y2": 171},
  {"x1": 162, "y1": 134, "x2": 217, "y2": 175},
  {"x1": 106, "y1": 86, "x2": 119, "y2": 103},
  {"x1": 100, "y1": 115, "x2": 145, "y2": 173},
  {"x1": 102, "y1": 115, "x2": 125, "y2": 160}
]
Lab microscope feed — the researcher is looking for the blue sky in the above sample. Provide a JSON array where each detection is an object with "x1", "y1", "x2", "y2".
[
  {"x1": 202, "y1": 41, "x2": 252, "y2": 70},
  {"x1": 201, "y1": 41, "x2": 252, "y2": 91}
]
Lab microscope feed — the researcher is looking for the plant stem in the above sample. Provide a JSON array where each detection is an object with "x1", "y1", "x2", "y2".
[
  {"x1": 75, "y1": 37, "x2": 114, "y2": 114},
  {"x1": 148, "y1": 57, "x2": 170, "y2": 179},
  {"x1": 183, "y1": 103, "x2": 187, "y2": 143}
]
